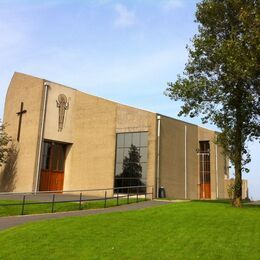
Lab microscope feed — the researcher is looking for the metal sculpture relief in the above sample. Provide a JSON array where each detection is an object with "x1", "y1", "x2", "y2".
[{"x1": 56, "y1": 94, "x2": 69, "y2": 132}]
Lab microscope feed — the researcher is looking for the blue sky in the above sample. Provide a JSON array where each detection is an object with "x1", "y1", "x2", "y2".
[{"x1": 0, "y1": 0, "x2": 259, "y2": 199}]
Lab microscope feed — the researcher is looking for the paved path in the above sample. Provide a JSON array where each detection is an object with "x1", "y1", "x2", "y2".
[{"x1": 0, "y1": 200, "x2": 169, "y2": 231}]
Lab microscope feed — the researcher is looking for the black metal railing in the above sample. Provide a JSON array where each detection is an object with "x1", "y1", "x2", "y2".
[{"x1": 0, "y1": 186, "x2": 153, "y2": 216}]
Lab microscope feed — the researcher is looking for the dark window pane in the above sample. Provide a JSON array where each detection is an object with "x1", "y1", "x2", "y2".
[
  {"x1": 124, "y1": 133, "x2": 132, "y2": 147},
  {"x1": 46, "y1": 146, "x2": 51, "y2": 169},
  {"x1": 51, "y1": 145, "x2": 59, "y2": 171},
  {"x1": 140, "y1": 163, "x2": 147, "y2": 178},
  {"x1": 200, "y1": 141, "x2": 210, "y2": 152},
  {"x1": 140, "y1": 132, "x2": 148, "y2": 146},
  {"x1": 116, "y1": 163, "x2": 123, "y2": 176},
  {"x1": 41, "y1": 142, "x2": 51, "y2": 170},
  {"x1": 140, "y1": 147, "x2": 148, "y2": 163},
  {"x1": 41, "y1": 142, "x2": 66, "y2": 172},
  {"x1": 117, "y1": 134, "x2": 124, "y2": 147},
  {"x1": 124, "y1": 147, "x2": 130, "y2": 158},
  {"x1": 141, "y1": 178, "x2": 146, "y2": 185},
  {"x1": 132, "y1": 132, "x2": 140, "y2": 146},
  {"x1": 116, "y1": 148, "x2": 124, "y2": 163},
  {"x1": 115, "y1": 132, "x2": 148, "y2": 193}
]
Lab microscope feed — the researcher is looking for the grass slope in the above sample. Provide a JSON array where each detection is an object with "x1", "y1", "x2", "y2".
[{"x1": 0, "y1": 201, "x2": 260, "y2": 259}]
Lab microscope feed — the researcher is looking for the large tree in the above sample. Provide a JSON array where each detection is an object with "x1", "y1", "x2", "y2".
[{"x1": 166, "y1": 0, "x2": 259, "y2": 207}]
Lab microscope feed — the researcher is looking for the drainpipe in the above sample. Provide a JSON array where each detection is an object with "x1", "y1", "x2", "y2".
[
  {"x1": 215, "y1": 144, "x2": 219, "y2": 199},
  {"x1": 34, "y1": 81, "x2": 49, "y2": 193},
  {"x1": 184, "y1": 125, "x2": 187, "y2": 199},
  {"x1": 156, "y1": 115, "x2": 161, "y2": 198}
]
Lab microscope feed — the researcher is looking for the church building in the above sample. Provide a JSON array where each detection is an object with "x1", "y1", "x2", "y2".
[{"x1": 0, "y1": 72, "x2": 248, "y2": 199}]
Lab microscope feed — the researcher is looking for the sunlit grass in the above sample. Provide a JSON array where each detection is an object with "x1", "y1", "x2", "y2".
[{"x1": 0, "y1": 201, "x2": 260, "y2": 259}]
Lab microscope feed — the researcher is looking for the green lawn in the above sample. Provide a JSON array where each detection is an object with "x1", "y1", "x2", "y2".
[
  {"x1": 0, "y1": 197, "x2": 145, "y2": 217},
  {"x1": 0, "y1": 201, "x2": 260, "y2": 259}
]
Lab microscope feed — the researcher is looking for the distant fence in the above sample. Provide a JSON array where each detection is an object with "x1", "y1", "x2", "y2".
[{"x1": 0, "y1": 186, "x2": 153, "y2": 215}]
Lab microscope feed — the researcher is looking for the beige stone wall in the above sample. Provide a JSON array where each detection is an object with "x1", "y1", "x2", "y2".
[
  {"x1": 186, "y1": 124, "x2": 200, "y2": 199},
  {"x1": 116, "y1": 104, "x2": 157, "y2": 195},
  {"x1": 44, "y1": 82, "x2": 76, "y2": 143},
  {"x1": 62, "y1": 91, "x2": 117, "y2": 196},
  {"x1": 159, "y1": 116, "x2": 199, "y2": 199},
  {"x1": 216, "y1": 145, "x2": 227, "y2": 199},
  {"x1": 1, "y1": 73, "x2": 44, "y2": 192}
]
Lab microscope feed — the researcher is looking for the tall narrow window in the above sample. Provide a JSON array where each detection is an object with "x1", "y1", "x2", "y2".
[
  {"x1": 115, "y1": 132, "x2": 148, "y2": 192},
  {"x1": 199, "y1": 141, "x2": 211, "y2": 198}
]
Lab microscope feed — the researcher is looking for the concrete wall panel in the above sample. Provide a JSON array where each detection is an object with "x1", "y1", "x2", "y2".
[{"x1": 1, "y1": 73, "x2": 44, "y2": 192}]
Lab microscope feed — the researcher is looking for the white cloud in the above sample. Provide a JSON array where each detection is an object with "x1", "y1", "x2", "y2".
[
  {"x1": 163, "y1": 0, "x2": 184, "y2": 11},
  {"x1": 114, "y1": 4, "x2": 137, "y2": 28}
]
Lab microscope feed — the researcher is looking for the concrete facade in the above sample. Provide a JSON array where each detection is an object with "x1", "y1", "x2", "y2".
[
  {"x1": 0, "y1": 72, "x2": 248, "y2": 199},
  {"x1": 159, "y1": 116, "x2": 198, "y2": 199},
  {"x1": 0, "y1": 73, "x2": 44, "y2": 192}
]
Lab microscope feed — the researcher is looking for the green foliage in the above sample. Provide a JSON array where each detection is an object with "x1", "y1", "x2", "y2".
[
  {"x1": 0, "y1": 120, "x2": 11, "y2": 166},
  {"x1": 0, "y1": 202, "x2": 260, "y2": 259},
  {"x1": 165, "y1": 0, "x2": 260, "y2": 204}
]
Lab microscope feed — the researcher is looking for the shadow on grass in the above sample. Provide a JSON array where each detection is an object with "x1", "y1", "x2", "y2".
[
  {"x1": 191, "y1": 199, "x2": 260, "y2": 209},
  {"x1": 191, "y1": 199, "x2": 232, "y2": 204},
  {"x1": 242, "y1": 204, "x2": 260, "y2": 209}
]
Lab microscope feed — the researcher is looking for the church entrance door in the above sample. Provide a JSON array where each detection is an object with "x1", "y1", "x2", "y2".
[{"x1": 39, "y1": 141, "x2": 66, "y2": 192}]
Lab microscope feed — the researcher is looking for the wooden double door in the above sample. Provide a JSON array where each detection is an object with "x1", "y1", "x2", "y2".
[
  {"x1": 39, "y1": 141, "x2": 66, "y2": 192},
  {"x1": 200, "y1": 183, "x2": 211, "y2": 199}
]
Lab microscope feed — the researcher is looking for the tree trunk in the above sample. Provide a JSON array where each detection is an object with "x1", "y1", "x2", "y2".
[
  {"x1": 233, "y1": 161, "x2": 242, "y2": 207},
  {"x1": 232, "y1": 90, "x2": 243, "y2": 207}
]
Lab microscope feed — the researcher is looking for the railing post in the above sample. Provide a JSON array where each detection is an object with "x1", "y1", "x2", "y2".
[
  {"x1": 21, "y1": 195, "x2": 26, "y2": 215},
  {"x1": 127, "y1": 187, "x2": 130, "y2": 204},
  {"x1": 104, "y1": 191, "x2": 107, "y2": 208},
  {"x1": 51, "y1": 194, "x2": 55, "y2": 213},
  {"x1": 136, "y1": 187, "x2": 139, "y2": 203},
  {"x1": 79, "y1": 192, "x2": 82, "y2": 210},
  {"x1": 152, "y1": 186, "x2": 154, "y2": 200},
  {"x1": 117, "y1": 190, "x2": 119, "y2": 206}
]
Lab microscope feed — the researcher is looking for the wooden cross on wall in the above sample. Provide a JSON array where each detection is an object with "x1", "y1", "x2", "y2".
[{"x1": 16, "y1": 102, "x2": 27, "y2": 142}]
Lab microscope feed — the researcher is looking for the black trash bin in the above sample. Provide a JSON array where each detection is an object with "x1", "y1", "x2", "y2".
[{"x1": 159, "y1": 186, "x2": 166, "y2": 198}]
